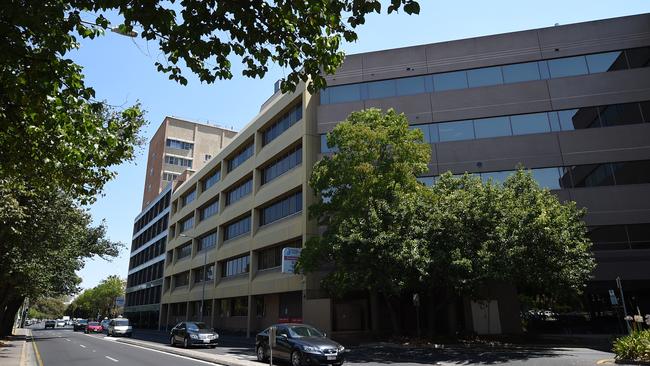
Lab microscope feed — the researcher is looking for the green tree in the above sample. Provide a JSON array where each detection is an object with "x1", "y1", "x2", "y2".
[
  {"x1": 0, "y1": 190, "x2": 122, "y2": 336},
  {"x1": 28, "y1": 297, "x2": 68, "y2": 320},
  {"x1": 67, "y1": 275, "x2": 125, "y2": 320},
  {"x1": 299, "y1": 108, "x2": 432, "y2": 331},
  {"x1": 299, "y1": 109, "x2": 595, "y2": 334}
]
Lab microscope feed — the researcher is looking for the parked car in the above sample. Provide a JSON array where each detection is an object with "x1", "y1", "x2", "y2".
[
  {"x1": 44, "y1": 320, "x2": 55, "y2": 329},
  {"x1": 56, "y1": 320, "x2": 66, "y2": 327},
  {"x1": 256, "y1": 324, "x2": 345, "y2": 366},
  {"x1": 73, "y1": 319, "x2": 88, "y2": 332},
  {"x1": 107, "y1": 318, "x2": 132, "y2": 337},
  {"x1": 169, "y1": 322, "x2": 219, "y2": 348},
  {"x1": 101, "y1": 319, "x2": 110, "y2": 333},
  {"x1": 85, "y1": 321, "x2": 103, "y2": 333}
]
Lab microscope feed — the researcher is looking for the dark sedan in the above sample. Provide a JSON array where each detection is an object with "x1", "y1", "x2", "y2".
[
  {"x1": 256, "y1": 324, "x2": 345, "y2": 366},
  {"x1": 73, "y1": 319, "x2": 88, "y2": 332},
  {"x1": 169, "y1": 321, "x2": 219, "y2": 348}
]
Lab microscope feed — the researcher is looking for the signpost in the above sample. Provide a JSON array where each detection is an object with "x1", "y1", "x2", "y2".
[
  {"x1": 281, "y1": 247, "x2": 302, "y2": 274},
  {"x1": 269, "y1": 326, "x2": 276, "y2": 366}
]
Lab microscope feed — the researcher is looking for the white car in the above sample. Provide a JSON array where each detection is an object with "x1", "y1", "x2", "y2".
[
  {"x1": 107, "y1": 318, "x2": 132, "y2": 337},
  {"x1": 56, "y1": 320, "x2": 66, "y2": 327}
]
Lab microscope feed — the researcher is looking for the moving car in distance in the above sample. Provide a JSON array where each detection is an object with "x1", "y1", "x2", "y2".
[
  {"x1": 256, "y1": 324, "x2": 345, "y2": 366},
  {"x1": 56, "y1": 319, "x2": 66, "y2": 327},
  {"x1": 44, "y1": 320, "x2": 55, "y2": 329},
  {"x1": 169, "y1": 321, "x2": 219, "y2": 348},
  {"x1": 107, "y1": 318, "x2": 132, "y2": 337},
  {"x1": 73, "y1": 319, "x2": 88, "y2": 332},
  {"x1": 85, "y1": 321, "x2": 103, "y2": 333}
]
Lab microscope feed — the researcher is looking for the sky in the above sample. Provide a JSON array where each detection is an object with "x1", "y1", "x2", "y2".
[{"x1": 74, "y1": 0, "x2": 650, "y2": 290}]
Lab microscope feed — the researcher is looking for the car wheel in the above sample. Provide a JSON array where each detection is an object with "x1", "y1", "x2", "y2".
[
  {"x1": 291, "y1": 350, "x2": 302, "y2": 366},
  {"x1": 183, "y1": 337, "x2": 190, "y2": 349},
  {"x1": 256, "y1": 345, "x2": 268, "y2": 362}
]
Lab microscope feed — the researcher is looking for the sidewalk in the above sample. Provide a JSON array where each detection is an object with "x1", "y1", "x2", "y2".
[
  {"x1": 115, "y1": 337, "x2": 260, "y2": 366},
  {"x1": 0, "y1": 328, "x2": 37, "y2": 366}
]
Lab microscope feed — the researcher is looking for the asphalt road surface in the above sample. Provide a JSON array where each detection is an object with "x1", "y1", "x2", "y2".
[
  {"x1": 28, "y1": 325, "x2": 616, "y2": 366},
  {"x1": 29, "y1": 326, "x2": 217, "y2": 366}
]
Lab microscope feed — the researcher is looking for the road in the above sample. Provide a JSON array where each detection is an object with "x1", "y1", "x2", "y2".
[
  {"x1": 28, "y1": 325, "x2": 616, "y2": 366},
  {"x1": 29, "y1": 326, "x2": 217, "y2": 366}
]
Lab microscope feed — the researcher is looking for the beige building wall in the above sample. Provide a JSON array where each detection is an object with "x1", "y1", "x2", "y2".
[
  {"x1": 142, "y1": 117, "x2": 237, "y2": 208},
  {"x1": 159, "y1": 82, "x2": 327, "y2": 336}
]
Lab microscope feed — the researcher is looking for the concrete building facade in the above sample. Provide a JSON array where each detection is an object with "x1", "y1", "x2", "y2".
[
  {"x1": 125, "y1": 118, "x2": 236, "y2": 328},
  {"x1": 160, "y1": 13, "x2": 650, "y2": 336},
  {"x1": 142, "y1": 117, "x2": 237, "y2": 208}
]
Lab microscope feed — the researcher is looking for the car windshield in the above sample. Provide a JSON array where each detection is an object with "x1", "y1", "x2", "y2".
[
  {"x1": 114, "y1": 320, "x2": 129, "y2": 326},
  {"x1": 88, "y1": 322, "x2": 99, "y2": 326},
  {"x1": 287, "y1": 325, "x2": 324, "y2": 338},
  {"x1": 187, "y1": 322, "x2": 208, "y2": 331},
  {"x1": 78, "y1": 320, "x2": 88, "y2": 324}
]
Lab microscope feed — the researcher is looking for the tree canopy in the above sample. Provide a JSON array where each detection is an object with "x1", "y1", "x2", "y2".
[
  {"x1": 299, "y1": 108, "x2": 595, "y2": 332},
  {"x1": 67, "y1": 275, "x2": 125, "y2": 320}
]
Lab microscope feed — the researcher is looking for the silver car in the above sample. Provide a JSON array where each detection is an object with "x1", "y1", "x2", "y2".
[{"x1": 107, "y1": 318, "x2": 132, "y2": 337}]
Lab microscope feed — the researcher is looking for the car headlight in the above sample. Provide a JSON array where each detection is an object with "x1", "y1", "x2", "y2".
[
  {"x1": 337, "y1": 345, "x2": 345, "y2": 352},
  {"x1": 302, "y1": 345, "x2": 320, "y2": 352},
  {"x1": 190, "y1": 334, "x2": 199, "y2": 339}
]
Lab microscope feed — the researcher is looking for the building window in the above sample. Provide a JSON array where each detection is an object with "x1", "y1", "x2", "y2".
[
  {"x1": 194, "y1": 264, "x2": 215, "y2": 283},
  {"x1": 227, "y1": 143, "x2": 254, "y2": 172},
  {"x1": 225, "y1": 178, "x2": 252, "y2": 206},
  {"x1": 177, "y1": 242, "x2": 192, "y2": 260},
  {"x1": 261, "y1": 145, "x2": 302, "y2": 185},
  {"x1": 223, "y1": 215, "x2": 251, "y2": 241},
  {"x1": 230, "y1": 297, "x2": 248, "y2": 317},
  {"x1": 182, "y1": 189, "x2": 196, "y2": 207},
  {"x1": 202, "y1": 168, "x2": 221, "y2": 191},
  {"x1": 198, "y1": 231, "x2": 217, "y2": 252},
  {"x1": 260, "y1": 191, "x2": 302, "y2": 226},
  {"x1": 174, "y1": 271, "x2": 189, "y2": 287},
  {"x1": 165, "y1": 155, "x2": 193, "y2": 168},
  {"x1": 162, "y1": 172, "x2": 179, "y2": 181},
  {"x1": 319, "y1": 46, "x2": 650, "y2": 105},
  {"x1": 166, "y1": 139, "x2": 194, "y2": 150},
  {"x1": 180, "y1": 216, "x2": 194, "y2": 233},
  {"x1": 587, "y1": 223, "x2": 650, "y2": 251},
  {"x1": 200, "y1": 200, "x2": 219, "y2": 221},
  {"x1": 221, "y1": 255, "x2": 250, "y2": 278},
  {"x1": 262, "y1": 103, "x2": 303, "y2": 146},
  {"x1": 258, "y1": 240, "x2": 302, "y2": 270}
]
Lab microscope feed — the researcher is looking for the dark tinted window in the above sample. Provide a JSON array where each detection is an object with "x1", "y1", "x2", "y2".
[
  {"x1": 598, "y1": 103, "x2": 643, "y2": 127},
  {"x1": 557, "y1": 107, "x2": 600, "y2": 130},
  {"x1": 641, "y1": 101, "x2": 650, "y2": 122},
  {"x1": 588, "y1": 225, "x2": 629, "y2": 250},
  {"x1": 260, "y1": 191, "x2": 302, "y2": 226},
  {"x1": 433, "y1": 71, "x2": 468, "y2": 91},
  {"x1": 531, "y1": 168, "x2": 562, "y2": 190},
  {"x1": 586, "y1": 51, "x2": 627, "y2": 73},
  {"x1": 222, "y1": 255, "x2": 250, "y2": 277},
  {"x1": 367, "y1": 79, "x2": 396, "y2": 99},
  {"x1": 258, "y1": 240, "x2": 301, "y2": 270},
  {"x1": 569, "y1": 163, "x2": 616, "y2": 187},
  {"x1": 502, "y1": 62, "x2": 540, "y2": 83},
  {"x1": 396, "y1": 76, "x2": 426, "y2": 95},
  {"x1": 625, "y1": 47, "x2": 650, "y2": 68},
  {"x1": 467, "y1": 66, "x2": 503, "y2": 88},
  {"x1": 227, "y1": 143, "x2": 254, "y2": 172},
  {"x1": 262, "y1": 103, "x2": 302, "y2": 145},
  {"x1": 611, "y1": 160, "x2": 650, "y2": 185},
  {"x1": 225, "y1": 178, "x2": 252, "y2": 206},
  {"x1": 438, "y1": 120, "x2": 474, "y2": 141},
  {"x1": 473, "y1": 116, "x2": 511, "y2": 138},
  {"x1": 627, "y1": 223, "x2": 650, "y2": 249},
  {"x1": 547, "y1": 56, "x2": 588, "y2": 78},
  {"x1": 510, "y1": 113, "x2": 550, "y2": 135},
  {"x1": 261, "y1": 146, "x2": 302, "y2": 184},
  {"x1": 203, "y1": 169, "x2": 221, "y2": 191}
]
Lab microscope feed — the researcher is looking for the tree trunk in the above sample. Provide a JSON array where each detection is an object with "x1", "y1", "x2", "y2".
[
  {"x1": 0, "y1": 296, "x2": 24, "y2": 337},
  {"x1": 382, "y1": 293, "x2": 401, "y2": 335}
]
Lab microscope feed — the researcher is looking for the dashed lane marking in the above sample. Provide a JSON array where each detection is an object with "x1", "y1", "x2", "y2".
[
  {"x1": 105, "y1": 356, "x2": 119, "y2": 362},
  {"x1": 596, "y1": 360, "x2": 615, "y2": 365},
  {"x1": 79, "y1": 344, "x2": 86, "y2": 348}
]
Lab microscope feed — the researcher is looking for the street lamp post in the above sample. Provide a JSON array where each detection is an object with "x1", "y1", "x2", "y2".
[{"x1": 180, "y1": 234, "x2": 208, "y2": 323}]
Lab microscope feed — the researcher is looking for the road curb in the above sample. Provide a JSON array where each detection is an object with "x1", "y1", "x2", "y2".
[{"x1": 115, "y1": 337, "x2": 258, "y2": 366}]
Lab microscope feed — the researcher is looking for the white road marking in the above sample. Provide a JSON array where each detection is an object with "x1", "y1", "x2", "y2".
[
  {"x1": 92, "y1": 350, "x2": 96, "y2": 352},
  {"x1": 65, "y1": 339, "x2": 71, "y2": 342},
  {"x1": 105, "y1": 356, "x2": 119, "y2": 362},
  {"x1": 103, "y1": 340, "x2": 217, "y2": 365},
  {"x1": 79, "y1": 345, "x2": 86, "y2": 348}
]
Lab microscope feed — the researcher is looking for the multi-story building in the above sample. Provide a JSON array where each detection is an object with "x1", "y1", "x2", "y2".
[
  {"x1": 160, "y1": 13, "x2": 650, "y2": 336},
  {"x1": 141, "y1": 116, "x2": 237, "y2": 208},
  {"x1": 125, "y1": 118, "x2": 236, "y2": 328}
]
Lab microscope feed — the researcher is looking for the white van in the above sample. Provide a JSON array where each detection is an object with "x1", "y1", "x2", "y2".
[{"x1": 107, "y1": 318, "x2": 132, "y2": 337}]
